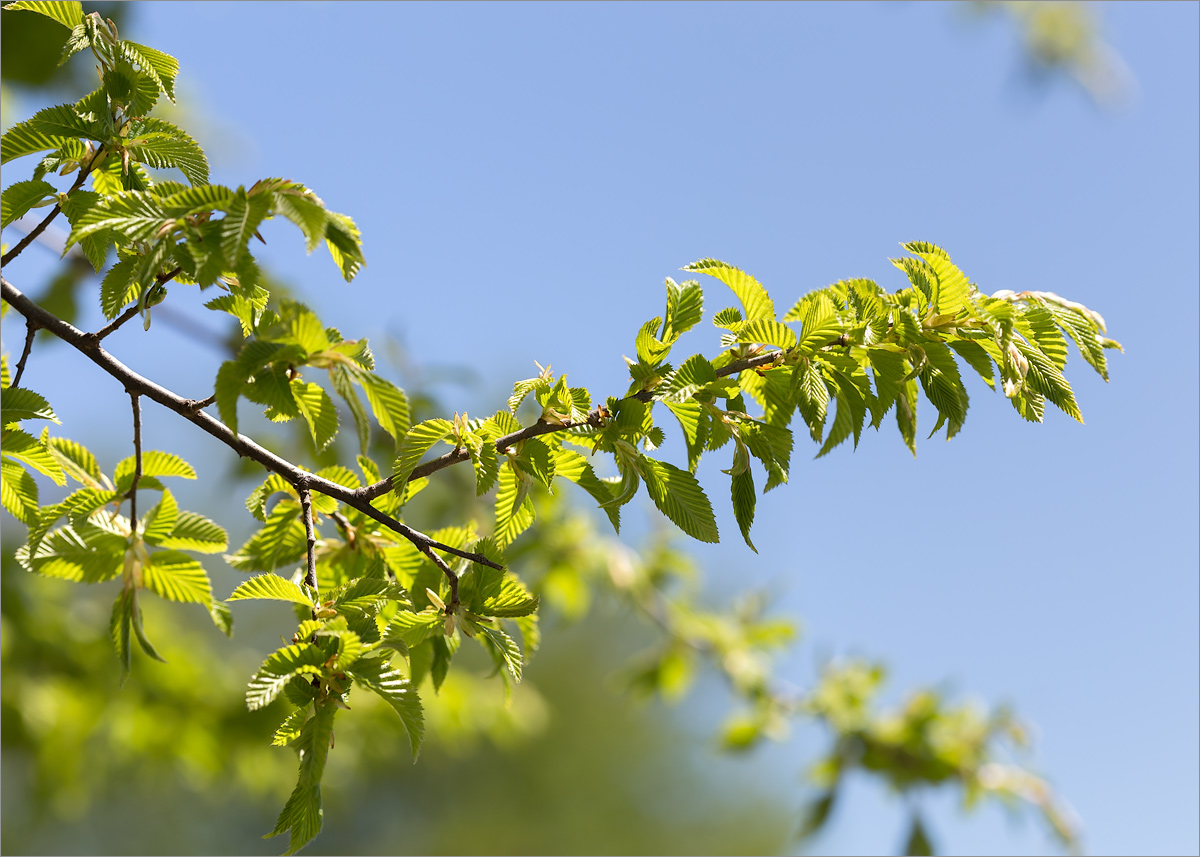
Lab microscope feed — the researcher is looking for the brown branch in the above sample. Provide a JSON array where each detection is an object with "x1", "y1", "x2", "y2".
[
  {"x1": 357, "y1": 347, "x2": 790, "y2": 502},
  {"x1": 298, "y1": 484, "x2": 319, "y2": 618},
  {"x1": 127, "y1": 392, "x2": 143, "y2": 535},
  {"x1": 1, "y1": 146, "x2": 105, "y2": 269},
  {"x1": 9, "y1": 318, "x2": 40, "y2": 389},
  {"x1": 91, "y1": 267, "x2": 184, "y2": 342},
  {"x1": 0, "y1": 275, "x2": 502, "y2": 572}
]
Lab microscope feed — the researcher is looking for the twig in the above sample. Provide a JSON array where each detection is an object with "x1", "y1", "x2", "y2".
[
  {"x1": 9, "y1": 319, "x2": 39, "y2": 389},
  {"x1": 91, "y1": 267, "x2": 184, "y2": 342},
  {"x1": 420, "y1": 545, "x2": 459, "y2": 612},
  {"x1": 127, "y1": 392, "x2": 143, "y2": 535},
  {"x1": 358, "y1": 348, "x2": 790, "y2": 502},
  {"x1": 298, "y1": 484, "x2": 319, "y2": 617},
  {"x1": 1, "y1": 276, "x2": 502, "y2": 572},
  {"x1": 1, "y1": 146, "x2": 104, "y2": 269}
]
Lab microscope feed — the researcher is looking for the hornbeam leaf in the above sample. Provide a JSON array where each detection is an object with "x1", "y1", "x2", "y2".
[
  {"x1": 126, "y1": 117, "x2": 209, "y2": 186},
  {"x1": 45, "y1": 436, "x2": 102, "y2": 487},
  {"x1": 26, "y1": 103, "x2": 104, "y2": 140},
  {"x1": 113, "y1": 449, "x2": 196, "y2": 493},
  {"x1": 155, "y1": 510, "x2": 227, "y2": 553},
  {"x1": 391, "y1": 418, "x2": 453, "y2": 492},
  {"x1": 662, "y1": 353, "x2": 717, "y2": 403},
  {"x1": 347, "y1": 658, "x2": 425, "y2": 758},
  {"x1": 247, "y1": 644, "x2": 327, "y2": 711},
  {"x1": 140, "y1": 487, "x2": 179, "y2": 544},
  {"x1": 0, "y1": 458, "x2": 40, "y2": 523},
  {"x1": 554, "y1": 448, "x2": 620, "y2": 531},
  {"x1": 17, "y1": 524, "x2": 125, "y2": 582},
  {"x1": 1, "y1": 385, "x2": 59, "y2": 426},
  {"x1": 662, "y1": 277, "x2": 704, "y2": 342},
  {"x1": 0, "y1": 118, "x2": 68, "y2": 164},
  {"x1": 684, "y1": 259, "x2": 775, "y2": 321},
  {"x1": 2, "y1": 429, "x2": 65, "y2": 484},
  {"x1": 222, "y1": 187, "x2": 271, "y2": 265},
  {"x1": 291, "y1": 380, "x2": 339, "y2": 452},
  {"x1": 228, "y1": 574, "x2": 315, "y2": 607},
  {"x1": 734, "y1": 318, "x2": 797, "y2": 351},
  {"x1": 116, "y1": 40, "x2": 179, "y2": 102},
  {"x1": 99, "y1": 257, "x2": 139, "y2": 319},
  {"x1": 640, "y1": 456, "x2": 719, "y2": 543},
  {"x1": 141, "y1": 550, "x2": 212, "y2": 604},
  {"x1": 266, "y1": 702, "x2": 336, "y2": 854},
  {"x1": 1, "y1": 179, "x2": 56, "y2": 229},
  {"x1": 355, "y1": 371, "x2": 410, "y2": 442},
  {"x1": 323, "y1": 211, "x2": 364, "y2": 281},
  {"x1": 3, "y1": 1, "x2": 84, "y2": 29},
  {"x1": 226, "y1": 502, "x2": 307, "y2": 573},
  {"x1": 730, "y1": 466, "x2": 756, "y2": 551},
  {"x1": 384, "y1": 609, "x2": 444, "y2": 648},
  {"x1": 478, "y1": 625, "x2": 523, "y2": 683},
  {"x1": 110, "y1": 587, "x2": 134, "y2": 682},
  {"x1": 493, "y1": 464, "x2": 536, "y2": 547},
  {"x1": 903, "y1": 241, "x2": 974, "y2": 318}
]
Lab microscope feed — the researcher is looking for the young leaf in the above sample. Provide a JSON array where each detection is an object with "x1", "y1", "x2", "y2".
[
  {"x1": 228, "y1": 574, "x2": 316, "y2": 607},
  {"x1": 684, "y1": 259, "x2": 776, "y2": 320},
  {"x1": 141, "y1": 550, "x2": 213, "y2": 604},
  {"x1": 1, "y1": 385, "x2": 59, "y2": 426},
  {"x1": 291, "y1": 380, "x2": 339, "y2": 452},
  {"x1": 246, "y1": 644, "x2": 327, "y2": 711},
  {"x1": 640, "y1": 456, "x2": 720, "y2": 544},
  {"x1": 391, "y1": 418, "x2": 453, "y2": 492},
  {"x1": 266, "y1": 702, "x2": 336, "y2": 855},
  {"x1": 346, "y1": 658, "x2": 424, "y2": 758},
  {"x1": 3, "y1": 1, "x2": 84, "y2": 29},
  {"x1": 1, "y1": 179, "x2": 56, "y2": 230}
]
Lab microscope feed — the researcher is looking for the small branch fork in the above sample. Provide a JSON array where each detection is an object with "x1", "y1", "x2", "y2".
[
  {"x1": 9, "y1": 318, "x2": 39, "y2": 389},
  {"x1": 1, "y1": 276, "x2": 501, "y2": 574}
]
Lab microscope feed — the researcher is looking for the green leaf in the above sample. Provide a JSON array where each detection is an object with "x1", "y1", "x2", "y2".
[
  {"x1": 730, "y1": 462, "x2": 757, "y2": 552},
  {"x1": 508, "y1": 375, "x2": 551, "y2": 413},
  {"x1": 355, "y1": 371, "x2": 410, "y2": 442},
  {"x1": 2, "y1": 429, "x2": 65, "y2": 484},
  {"x1": 1, "y1": 179, "x2": 56, "y2": 229},
  {"x1": 323, "y1": 211, "x2": 364, "y2": 281},
  {"x1": 272, "y1": 708, "x2": 309, "y2": 747},
  {"x1": 130, "y1": 590, "x2": 167, "y2": 664},
  {"x1": 112, "y1": 449, "x2": 196, "y2": 493},
  {"x1": 27, "y1": 102, "x2": 103, "y2": 140},
  {"x1": 662, "y1": 353, "x2": 717, "y2": 403},
  {"x1": 640, "y1": 455, "x2": 719, "y2": 543},
  {"x1": 918, "y1": 340, "x2": 969, "y2": 439},
  {"x1": 902, "y1": 812, "x2": 935, "y2": 856},
  {"x1": 140, "y1": 487, "x2": 178, "y2": 544},
  {"x1": 1, "y1": 385, "x2": 59, "y2": 426},
  {"x1": 347, "y1": 659, "x2": 424, "y2": 758},
  {"x1": 493, "y1": 463, "x2": 535, "y2": 548},
  {"x1": 661, "y1": 277, "x2": 704, "y2": 342},
  {"x1": 98, "y1": 257, "x2": 140, "y2": 319},
  {"x1": 141, "y1": 550, "x2": 212, "y2": 604},
  {"x1": 221, "y1": 187, "x2": 271, "y2": 264},
  {"x1": 3, "y1": 1, "x2": 84, "y2": 29},
  {"x1": 479, "y1": 573, "x2": 539, "y2": 618},
  {"x1": 684, "y1": 259, "x2": 775, "y2": 320},
  {"x1": 384, "y1": 608, "x2": 444, "y2": 648},
  {"x1": 478, "y1": 625, "x2": 523, "y2": 683},
  {"x1": 391, "y1": 418, "x2": 453, "y2": 493},
  {"x1": 246, "y1": 644, "x2": 327, "y2": 711},
  {"x1": 733, "y1": 318, "x2": 797, "y2": 350},
  {"x1": 0, "y1": 117, "x2": 68, "y2": 164},
  {"x1": 228, "y1": 574, "x2": 315, "y2": 607},
  {"x1": 553, "y1": 448, "x2": 619, "y2": 532},
  {"x1": 1, "y1": 458, "x2": 40, "y2": 523},
  {"x1": 110, "y1": 587, "x2": 133, "y2": 682},
  {"x1": 116, "y1": 40, "x2": 179, "y2": 102},
  {"x1": 126, "y1": 117, "x2": 208, "y2": 186},
  {"x1": 291, "y1": 380, "x2": 339, "y2": 452},
  {"x1": 267, "y1": 702, "x2": 335, "y2": 855},
  {"x1": 45, "y1": 436, "x2": 102, "y2": 487},
  {"x1": 65, "y1": 191, "x2": 169, "y2": 248},
  {"x1": 17, "y1": 523, "x2": 125, "y2": 582},
  {"x1": 634, "y1": 317, "x2": 671, "y2": 365},
  {"x1": 664, "y1": 399, "x2": 708, "y2": 472},
  {"x1": 903, "y1": 241, "x2": 974, "y2": 318},
  {"x1": 226, "y1": 502, "x2": 307, "y2": 573}
]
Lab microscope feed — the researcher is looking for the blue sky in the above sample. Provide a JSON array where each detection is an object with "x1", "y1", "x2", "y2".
[{"x1": 3, "y1": 2, "x2": 1197, "y2": 854}]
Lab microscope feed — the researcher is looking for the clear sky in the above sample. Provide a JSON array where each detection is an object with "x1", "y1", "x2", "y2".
[{"x1": 3, "y1": 2, "x2": 1197, "y2": 854}]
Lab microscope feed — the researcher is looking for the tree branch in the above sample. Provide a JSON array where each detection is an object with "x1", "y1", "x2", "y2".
[
  {"x1": 298, "y1": 484, "x2": 319, "y2": 617},
  {"x1": 1, "y1": 145, "x2": 104, "y2": 269},
  {"x1": 9, "y1": 318, "x2": 40, "y2": 389},
  {"x1": 357, "y1": 347, "x2": 791, "y2": 502},
  {"x1": 90, "y1": 267, "x2": 184, "y2": 342},
  {"x1": 1, "y1": 275, "x2": 502, "y2": 572},
  {"x1": 127, "y1": 392, "x2": 143, "y2": 536}
]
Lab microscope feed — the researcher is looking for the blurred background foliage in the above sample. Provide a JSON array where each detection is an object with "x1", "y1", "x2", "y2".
[{"x1": 1, "y1": 2, "x2": 1125, "y2": 854}]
